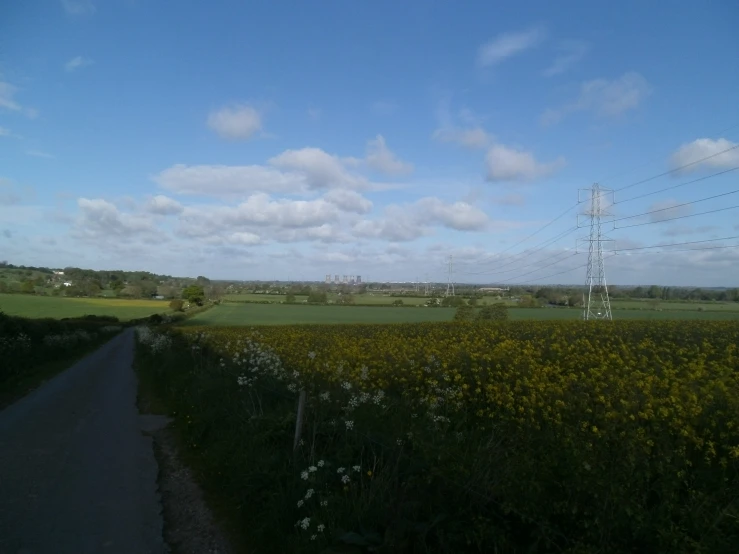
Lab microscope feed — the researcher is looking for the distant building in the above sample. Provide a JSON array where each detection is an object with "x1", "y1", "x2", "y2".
[
  {"x1": 325, "y1": 274, "x2": 331, "y2": 283},
  {"x1": 356, "y1": 276, "x2": 362, "y2": 284},
  {"x1": 334, "y1": 274, "x2": 340, "y2": 283},
  {"x1": 54, "y1": 271, "x2": 65, "y2": 276},
  {"x1": 63, "y1": 282, "x2": 72, "y2": 287}
]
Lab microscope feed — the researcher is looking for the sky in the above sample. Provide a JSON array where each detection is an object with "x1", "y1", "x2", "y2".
[{"x1": 1, "y1": 0, "x2": 738, "y2": 286}]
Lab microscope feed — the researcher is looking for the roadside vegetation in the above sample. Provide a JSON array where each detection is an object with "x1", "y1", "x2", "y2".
[
  {"x1": 136, "y1": 320, "x2": 739, "y2": 553},
  {"x1": 0, "y1": 311, "x2": 123, "y2": 408}
]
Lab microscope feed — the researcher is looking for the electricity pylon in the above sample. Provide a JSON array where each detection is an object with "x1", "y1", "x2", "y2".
[
  {"x1": 578, "y1": 183, "x2": 613, "y2": 321},
  {"x1": 445, "y1": 255, "x2": 455, "y2": 297}
]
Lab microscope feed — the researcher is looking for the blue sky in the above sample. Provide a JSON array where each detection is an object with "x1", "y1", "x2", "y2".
[{"x1": 1, "y1": 0, "x2": 738, "y2": 285}]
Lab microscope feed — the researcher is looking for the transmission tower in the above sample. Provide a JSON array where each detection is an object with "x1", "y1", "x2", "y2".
[
  {"x1": 578, "y1": 183, "x2": 613, "y2": 321},
  {"x1": 445, "y1": 255, "x2": 455, "y2": 297},
  {"x1": 424, "y1": 273, "x2": 430, "y2": 296}
]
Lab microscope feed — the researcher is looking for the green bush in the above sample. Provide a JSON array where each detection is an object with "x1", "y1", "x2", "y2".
[{"x1": 477, "y1": 303, "x2": 508, "y2": 321}]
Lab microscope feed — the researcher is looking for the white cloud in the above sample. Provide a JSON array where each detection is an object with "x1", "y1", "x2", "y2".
[
  {"x1": 62, "y1": 0, "x2": 95, "y2": 15},
  {"x1": 669, "y1": 138, "x2": 739, "y2": 173},
  {"x1": 64, "y1": 56, "x2": 94, "y2": 72},
  {"x1": 543, "y1": 40, "x2": 588, "y2": 77},
  {"x1": 144, "y1": 195, "x2": 183, "y2": 215},
  {"x1": 323, "y1": 189, "x2": 373, "y2": 214},
  {"x1": 0, "y1": 81, "x2": 38, "y2": 118},
  {"x1": 181, "y1": 194, "x2": 340, "y2": 232},
  {"x1": 353, "y1": 217, "x2": 427, "y2": 242},
  {"x1": 477, "y1": 26, "x2": 546, "y2": 67},
  {"x1": 269, "y1": 147, "x2": 369, "y2": 190},
  {"x1": 153, "y1": 164, "x2": 307, "y2": 197},
  {"x1": 154, "y1": 144, "x2": 405, "y2": 199},
  {"x1": 432, "y1": 101, "x2": 491, "y2": 149},
  {"x1": 207, "y1": 104, "x2": 262, "y2": 140},
  {"x1": 229, "y1": 232, "x2": 262, "y2": 245},
  {"x1": 415, "y1": 197, "x2": 489, "y2": 231},
  {"x1": 74, "y1": 198, "x2": 159, "y2": 240},
  {"x1": 485, "y1": 143, "x2": 565, "y2": 182},
  {"x1": 541, "y1": 72, "x2": 652, "y2": 125},
  {"x1": 365, "y1": 135, "x2": 413, "y2": 175}
]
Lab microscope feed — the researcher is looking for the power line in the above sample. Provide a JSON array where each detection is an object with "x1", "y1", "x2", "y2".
[
  {"x1": 458, "y1": 226, "x2": 579, "y2": 276},
  {"x1": 613, "y1": 243, "x2": 739, "y2": 255},
  {"x1": 495, "y1": 252, "x2": 581, "y2": 284},
  {"x1": 615, "y1": 203, "x2": 739, "y2": 230},
  {"x1": 458, "y1": 203, "x2": 579, "y2": 269},
  {"x1": 613, "y1": 143, "x2": 739, "y2": 193},
  {"x1": 597, "y1": 121, "x2": 739, "y2": 186},
  {"x1": 614, "y1": 235, "x2": 739, "y2": 252},
  {"x1": 615, "y1": 166, "x2": 739, "y2": 205},
  {"x1": 611, "y1": 187, "x2": 739, "y2": 224}
]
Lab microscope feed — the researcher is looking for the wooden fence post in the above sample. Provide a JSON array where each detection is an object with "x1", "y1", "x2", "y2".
[{"x1": 293, "y1": 389, "x2": 307, "y2": 452}]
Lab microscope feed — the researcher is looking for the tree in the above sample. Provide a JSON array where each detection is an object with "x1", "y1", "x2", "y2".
[
  {"x1": 169, "y1": 299, "x2": 184, "y2": 312},
  {"x1": 20, "y1": 280, "x2": 35, "y2": 294},
  {"x1": 338, "y1": 294, "x2": 355, "y2": 305},
  {"x1": 391, "y1": 299, "x2": 404, "y2": 306},
  {"x1": 182, "y1": 284, "x2": 206, "y2": 306},
  {"x1": 441, "y1": 296, "x2": 466, "y2": 308},
  {"x1": 285, "y1": 293, "x2": 296, "y2": 304},
  {"x1": 307, "y1": 291, "x2": 328, "y2": 304},
  {"x1": 454, "y1": 304, "x2": 475, "y2": 321},
  {"x1": 477, "y1": 303, "x2": 508, "y2": 321}
]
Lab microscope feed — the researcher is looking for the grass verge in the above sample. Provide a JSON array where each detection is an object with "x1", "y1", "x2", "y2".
[{"x1": 0, "y1": 333, "x2": 118, "y2": 410}]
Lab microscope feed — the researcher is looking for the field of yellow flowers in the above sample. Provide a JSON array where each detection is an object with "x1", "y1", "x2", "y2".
[{"x1": 137, "y1": 320, "x2": 739, "y2": 553}]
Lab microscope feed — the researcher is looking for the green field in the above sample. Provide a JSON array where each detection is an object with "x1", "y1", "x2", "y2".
[
  {"x1": 182, "y1": 303, "x2": 457, "y2": 325},
  {"x1": 0, "y1": 294, "x2": 170, "y2": 320},
  {"x1": 180, "y1": 301, "x2": 739, "y2": 326}
]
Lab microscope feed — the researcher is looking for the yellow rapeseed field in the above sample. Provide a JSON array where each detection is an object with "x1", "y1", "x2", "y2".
[{"x1": 161, "y1": 320, "x2": 739, "y2": 552}]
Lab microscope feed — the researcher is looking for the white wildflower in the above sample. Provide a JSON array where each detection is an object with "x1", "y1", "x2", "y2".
[
  {"x1": 308, "y1": 351, "x2": 316, "y2": 359},
  {"x1": 297, "y1": 499, "x2": 304, "y2": 507},
  {"x1": 345, "y1": 420, "x2": 354, "y2": 430},
  {"x1": 341, "y1": 474, "x2": 350, "y2": 484},
  {"x1": 352, "y1": 465, "x2": 361, "y2": 472},
  {"x1": 305, "y1": 489, "x2": 314, "y2": 499},
  {"x1": 301, "y1": 471, "x2": 309, "y2": 480},
  {"x1": 300, "y1": 517, "x2": 310, "y2": 530},
  {"x1": 317, "y1": 524, "x2": 326, "y2": 532},
  {"x1": 317, "y1": 460, "x2": 325, "y2": 467},
  {"x1": 311, "y1": 534, "x2": 317, "y2": 541},
  {"x1": 337, "y1": 467, "x2": 345, "y2": 474},
  {"x1": 308, "y1": 466, "x2": 317, "y2": 473},
  {"x1": 320, "y1": 500, "x2": 328, "y2": 507}
]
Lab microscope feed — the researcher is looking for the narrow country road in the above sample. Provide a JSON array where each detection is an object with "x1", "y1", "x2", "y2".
[{"x1": 0, "y1": 329, "x2": 168, "y2": 554}]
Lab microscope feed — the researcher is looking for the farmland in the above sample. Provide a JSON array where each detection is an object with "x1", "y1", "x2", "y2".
[
  {"x1": 0, "y1": 293, "x2": 171, "y2": 320},
  {"x1": 180, "y1": 300, "x2": 739, "y2": 326},
  {"x1": 137, "y1": 320, "x2": 739, "y2": 552}
]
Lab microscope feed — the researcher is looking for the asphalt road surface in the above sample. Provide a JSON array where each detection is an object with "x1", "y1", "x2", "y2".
[{"x1": 0, "y1": 329, "x2": 168, "y2": 554}]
